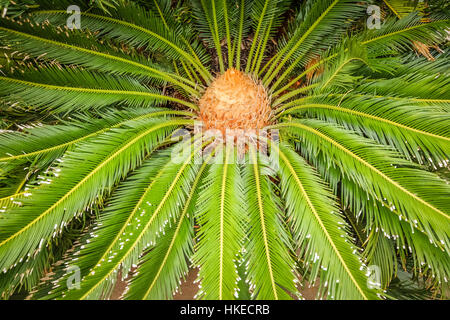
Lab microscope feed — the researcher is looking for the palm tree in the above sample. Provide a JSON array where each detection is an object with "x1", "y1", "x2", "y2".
[{"x1": 0, "y1": 0, "x2": 448, "y2": 300}]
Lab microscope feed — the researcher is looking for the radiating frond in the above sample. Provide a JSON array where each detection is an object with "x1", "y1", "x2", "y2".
[
  {"x1": 273, "y1": 119, "x2": 450, "y2": 251},
  {"x1": 0, "y1": 118, "x2": 188, "y2": 273},
  {"x1": 29, "y1": 2, "x2": 212, "y2": 81},
  {"x1": 382, "y1": 0, "x2": 427, "y2": 19},
  {"x1": 245, "y1": 0, "x2": 290, "y2": 74},
  {"x1": 193, "y1": 146, "x2": 246, "y2": 299},
  {"x1": 0, "y1": 67, "x2": 197, "y2": 113},
  {"x1": 242, "y1": 146, "x2": 297, "y2": 300},
  {"x1": 273, "y1": 14, "x2": 449, "y2": 97},
  {"x1": 125, "y1": 153, "x2": 213, "y2": 300},
  {"x1": 0, "y1": 109, "x2": 192, "y2": 169},
  {"x1": 48, "y1": 137, "x2": 203, "y2": 300},
  {"x1": 263, "y1": 0, "x2": 366, "y2": 90},
  {"x1": 339, "y1": 176, "x2": 450, "y2": 291},
  {"x1": 0, "y1": 18, "x2": 199, "y2": 96},
  {"x1": 359, "y1": 14, "x2": 449, "y2": 56},
  {"x1": 278, "y1": 94, "x2": 450, "y2": 164},
  {"x1": 272, "y1": 142, "x2": 378, "y2": 300}
]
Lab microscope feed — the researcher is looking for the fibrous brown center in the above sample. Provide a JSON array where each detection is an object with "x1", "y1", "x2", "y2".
[{"x1": 198, "y1": 69, "x2": 272, "y2": 134}]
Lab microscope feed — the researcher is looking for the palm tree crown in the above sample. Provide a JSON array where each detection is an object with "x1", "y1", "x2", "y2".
[{"x1": 0, "y1": 0, "x2": 448, "y2": 300}]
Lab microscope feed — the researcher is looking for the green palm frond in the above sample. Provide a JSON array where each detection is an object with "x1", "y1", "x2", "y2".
[
  {"x1": 125, "y1": 152, "x2": 213, "y2": 300},
  {"x1": 125, "y1": 216, "x2": 194, "y2": 300},
  {"x1": 273, "y1": 119, "x2": 450, "y2": 250},
  {"x1": 0, "y1": 0, "x2": 38, "y2": 17},
  {"x1": 0, "y1": 108, "x2": 192, "y2": 166},
  {"x1": 31, "y1": 138, "x2": 197, "y2": 299},
  {"x1": 382, "y1": 0, "x2": 426, "y2": 19},
  {"x1": 91, "y1": 0, "x2": 126, "y2": 14},
  {"x1": 273, "y1": 14, "x2": 448, "y2": 97},
  {"x1": 245, "y1": 0, "x2": 290, "y2": 74},
  {"x1": 0, "y1": 67, "x2": 198, "y2": 113},
  {"x1": 193, "y1": 146, "x2": 246, "y2": 299},
  {"x1": 277, "y1": 95, "x2": 450, "y2": 164},
  {"x1": 358, "y1": 73, "x2": 450, "y2": 103},
  {"x1": 359, "y1": 13, "x2": 448, "y2": 54},
  {"x1": 273, "y1": 142, "x2": 378, "y2": 300},
  {"x1": 243, "y1": 146, "x2": 297, "y2": 299},
  {"x1": 30, "y1": 3, "x2": 212, "y2": 81},
  {"x1": 191, "y1": 0, "x2": 227, "y2": 72},
  {"x1": 263, "y1": 0, "x2": 366, "y2": 90},
  {"x1": 339, "y1": 176, "x2": 449, "y2": 290},
  {"x1": 0, "y1": 18, "x2": 199, "y2": 96},
  {"x1": 232, "y1": 0, "x2": 252, "y2": 69},
  {"x1": 0, "y1": 118, "x2": 188, "y2": 272}
]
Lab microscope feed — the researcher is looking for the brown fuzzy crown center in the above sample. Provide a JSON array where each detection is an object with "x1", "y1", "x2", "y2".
[{"x1": 198, "y1": 69, "x2": 272, "y2": 134}]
